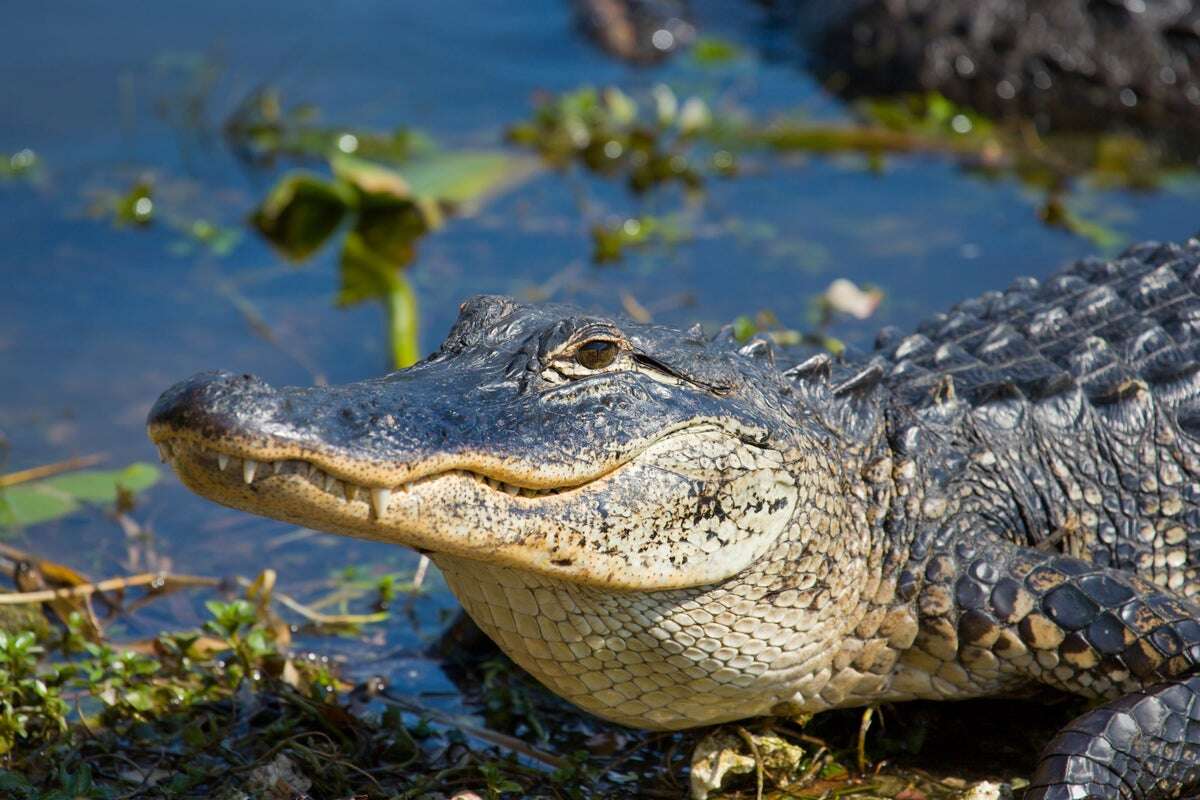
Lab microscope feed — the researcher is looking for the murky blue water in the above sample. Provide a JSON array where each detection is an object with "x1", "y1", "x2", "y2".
[{"x1": 2, "y1": 0, "x2": 1200, "y2": 712}]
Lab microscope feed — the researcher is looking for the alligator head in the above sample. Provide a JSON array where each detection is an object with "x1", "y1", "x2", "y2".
[{"x1": 148, "y1": 295, "x2": 878, "y2": 728}]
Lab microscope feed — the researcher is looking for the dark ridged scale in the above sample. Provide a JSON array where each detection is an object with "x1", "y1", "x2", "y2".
[{"x1": 872, "y1": 239, "x2": 1200, "y2": 590}]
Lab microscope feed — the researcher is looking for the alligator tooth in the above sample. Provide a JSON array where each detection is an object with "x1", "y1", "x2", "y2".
[
  {"x1": 404, "y1": 482, "x2": 414, "y2": 492},
  {"x1": 243, "y1": 459, "x2": 258, "y2": 483},
  {"x1": 157, "y1": 444, "x2": 170, "y2": 463},
  {"x1": 370, "y1": 488, "x2": 391, "y2": 517},
  {"x1": 273, "y1": 461, "x2": 283, "y2": 475},
  {"x1": 217, "y1": 453, "x2": 230, "y2": 472},
  {"x1": 308, "y1": 463, "x2": 323, "y2": 480},
  {"x1": 502, "y1": 483, "x2": 519, "y2": 496},
  {"x1": 325, "y1": 473, "x2": 340, "y2": 493},
  {"x1": 344, "y1": 483, "x2": 359, "y2": 503}
]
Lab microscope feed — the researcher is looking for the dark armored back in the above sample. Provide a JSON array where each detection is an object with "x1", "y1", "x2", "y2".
[{"x1": 874, "y1": 239, "x2": 1200, "y2": 591}]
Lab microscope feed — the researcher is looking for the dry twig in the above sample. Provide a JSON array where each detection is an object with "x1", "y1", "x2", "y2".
[{"x1": 0, "y1": 453, "x2": 106, "y2": 488}]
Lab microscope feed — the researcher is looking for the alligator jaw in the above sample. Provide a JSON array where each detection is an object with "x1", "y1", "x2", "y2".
[
  {"x1": 148, "y1": 427, "x2": 614, "y2": 568},
  {"x1": 149, "y1": 432, "x2": 586, "y2": 517},
  {"x1": 148, "y1": 419, "x2": 789, "y2": 591}
]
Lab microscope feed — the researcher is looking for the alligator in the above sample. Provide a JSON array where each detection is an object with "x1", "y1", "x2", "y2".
[
  {"x1": 149, "y1": 238, "x2": 1200, "y2": 799},
  {"x1": 808, "y1": 0, "x2": 1200, "y2": 140},
  {"x1": 573, "y1": 0, "x2": 1200, "y2": 146}
]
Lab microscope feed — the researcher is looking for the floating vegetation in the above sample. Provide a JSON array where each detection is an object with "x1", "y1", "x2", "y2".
[
  {"x1": 91, "y1": 179, "x2": 156, "y2": 227},
  {"x1": 1039, "y1": 194, "x2": 1126, "y2": 253},
  {"x1": 252, "y1": 150, "x2": 537, "y2": 367},
  {"x1": 225, "y1": 87, "x2": 434, "y2": 166},
  {"x1": 86, "y1": 174, "x2": 250, "y2": 261},
  {"x1": 748, "y1": 91, "x2": 1186, "y2": 206},
  {"x1": 167, "y1": 218, "x2": 243, "y2": 258},
  {"x1": 0, "y1": 150, "x2": 40, "y2": 183},
  {"x1": 507, "y1": 85, "x2": 724, "y2": 194},
  {"x1": 731, "y1": 279, "x2": 885, "y2": 356},
  {"x1": 513, "y1": 84, "x2": 1192, "y2": 256},
  {"x1": 689, "y1": 36, "x2": 743, "y2": 68},
  {"x1": 591, "y1": 214, "x2": 689, "y2": 263}
]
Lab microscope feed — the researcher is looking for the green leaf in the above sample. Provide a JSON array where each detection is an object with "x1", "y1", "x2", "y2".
[
  {"x1": 330, "y1": 154, "x2": 414, "y2": 202},
  {"x1": 0, "y1": 770, "x2": 35, "y2": 798},
  {"x1": 250, "y1": 172, "x2": 354, "y2": 261},
  {"x1": 0, "y1": 485, "x2": 77, "y2": 528},
  {"x1": 690, "y1": 36, "x2": 742, "y2": 66},
  {"x1": 43, "y1": 463, "x2": 159, "y2": 502},
  {"x1": 340, "y1": 150, "x2": 538, "y2": 208},
  {"x1": 732, "y1": 315, "x2": 757, "y2": 342},
  {"x1": 0, "y1": 463, "x2": 160, "y2": 529},
  {"x1": 337, "y1": 227, "x2": 405, "y2": 307}
]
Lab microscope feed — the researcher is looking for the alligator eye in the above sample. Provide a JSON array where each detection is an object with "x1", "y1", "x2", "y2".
[{"x1": 575, "y1": 340, "x2": 619, "y2": 370}]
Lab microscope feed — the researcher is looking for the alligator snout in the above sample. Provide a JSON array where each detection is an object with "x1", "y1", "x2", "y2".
[
  {"x1": 147, "y1": 370, "x2": 282, "y2": 440},
  {"x1": 145, "y1": 360, "x2": 520, "y2": 481}
]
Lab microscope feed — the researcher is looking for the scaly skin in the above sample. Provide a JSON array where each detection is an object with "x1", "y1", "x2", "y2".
[
  {"x1": 149, "y1": 238, "x2": 1200, "y2": 798},
  {"x1": 807, "y1": 0, "x2": 1200, "y2": 142}
]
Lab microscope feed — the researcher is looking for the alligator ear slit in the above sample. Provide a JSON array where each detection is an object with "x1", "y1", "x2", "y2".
[
  {"x1": 783, "y1": 353, "x2": 832, "y2": 383},
  {"x1": 832, "y1": 364, "x2": 884, "y2": 397}
]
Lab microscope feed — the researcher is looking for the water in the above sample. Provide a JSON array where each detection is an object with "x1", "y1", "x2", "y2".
[{"x1": 2, "y1": 0, "x2": 1199, "y2": 732}]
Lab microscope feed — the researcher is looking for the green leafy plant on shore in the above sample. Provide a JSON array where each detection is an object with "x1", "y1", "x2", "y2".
[{"x1": 0, "y1": 596, "x2": 621, "y2": 798}]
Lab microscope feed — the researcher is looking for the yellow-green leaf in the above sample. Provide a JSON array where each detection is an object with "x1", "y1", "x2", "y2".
[{"x1": 0, "y1": 463, "x2": 161, "y2": 529}]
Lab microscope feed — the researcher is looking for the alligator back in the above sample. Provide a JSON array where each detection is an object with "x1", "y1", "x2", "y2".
[{"x1": 873, "y1": 239, "x2": 1200, "y2": 593}]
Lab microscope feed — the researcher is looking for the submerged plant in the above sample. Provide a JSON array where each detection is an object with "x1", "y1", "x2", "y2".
[{"x1": 251, "y1": 151, "x2": 536, "y2": 368}]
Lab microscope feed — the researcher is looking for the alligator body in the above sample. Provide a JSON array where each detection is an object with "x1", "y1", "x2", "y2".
[
  {"x1": 150, "y1": 238, "x2": 1200, "y2": 799},
  {"x1": 575, "y1": 0, "x2": 1200, "y2": 145},
  {"x1": 806, "y1": 0, "x2": 1200, "y2": 142}
]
